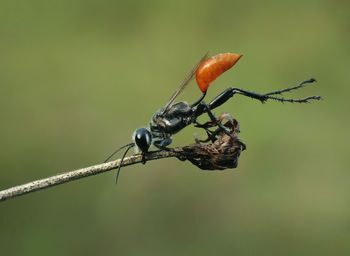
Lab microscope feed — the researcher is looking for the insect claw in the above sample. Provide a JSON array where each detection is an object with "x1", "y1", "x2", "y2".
[
  {"x1": 307, "y1": 78, "x2": 316, "y2": 83},
  {"x1": 301, "y1": 78, "x2": 317, "y2": 86}
]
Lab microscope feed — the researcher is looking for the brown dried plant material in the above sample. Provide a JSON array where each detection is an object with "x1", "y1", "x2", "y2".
[{"x1": 179, "y1": 114, "x2": 245, "y2": 170}]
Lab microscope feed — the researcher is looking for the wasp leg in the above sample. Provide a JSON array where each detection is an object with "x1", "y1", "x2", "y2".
[
  {"x1": 199, "y1": 129, "x2": 223, "y2": 143},
  {"x1": 194, "y1": 129, "x2": 216, "y2": 143},
  {"x1": 193, "y1": 120, "x2": 218, "y2": 143},
  {"x1": 207, "y1": 79, "x2": 322, "y2": 110},
  {"x1": 194, "y1": 102, "x2": 232, "y2": 135},
  {"x1": 264, "y1": 78, "x2": 317, "y2": 96},
  {"x1": 194, "y1": 119, "x2": 216, "y2": 130},
  {"x1": 203, "y1": 129, "x2": 218, "y2": 143},
  {"x1": 193, "y1": 108, "x2": 238, "y2": 145},
  {"x1": 153, "y1": 137, "x2": 172, "y2": 149},
  {"x1": 201, "y1": 122, "x2": 236, "y2": 143}
]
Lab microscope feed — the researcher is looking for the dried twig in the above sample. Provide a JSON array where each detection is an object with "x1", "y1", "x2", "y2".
[{"x1": 0, "y1": 149, "x2": 181, "y2": 202}]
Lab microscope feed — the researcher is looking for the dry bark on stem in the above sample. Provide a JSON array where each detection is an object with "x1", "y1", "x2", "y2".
[{"x1": 0, "y1": 149, "x2": 183, "y2": 202}]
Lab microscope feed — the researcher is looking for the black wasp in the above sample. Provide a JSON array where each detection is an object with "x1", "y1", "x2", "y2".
[{"x1": 104, "y1": 52, "x2": 321, "y2": 183}]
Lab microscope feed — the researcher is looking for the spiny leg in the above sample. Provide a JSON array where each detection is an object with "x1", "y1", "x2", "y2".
[
  {"x1": 194, "y1": 112, "x2": 236, "y2": 143},
  {"x1": 196, "y1": 119, "x2": 247, "y2": 150},
  {"x1": 194, "y1": 102, "x2": 232, "y2": 137},
  {"x1": 230, "y1": 87, "x2": 321, "y2": 104},
  {"x1": 265, "y1": 78, "x2": 317, "y2": 96},
  {"x1": 259, "y1": 78, "x2": 322, "y2": 103},
  {"x1": 194, "y1": 119, "x2": 218, "y2": 143},
  {"x1": 260, "y1": 94, "x2": 322, "y2": 104},
  {"x1": 207, "y1": 78, "x2": 322, "y2": 110},
  {"x1": 237, "y1": 78, "x2": 322, "y2": 103}
]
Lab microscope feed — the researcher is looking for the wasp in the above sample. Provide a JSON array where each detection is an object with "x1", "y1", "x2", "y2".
[{"x1": 105, "y1": 53, "x2": 321, "y2": 183}]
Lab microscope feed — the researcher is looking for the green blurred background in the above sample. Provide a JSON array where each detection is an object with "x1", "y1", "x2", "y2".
[{"x1": 0, "y1": 0, "x2": 349, "y2": 255}]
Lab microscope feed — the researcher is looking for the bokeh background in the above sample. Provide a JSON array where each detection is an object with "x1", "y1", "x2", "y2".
[{"x1": 0, "y1": 1, "x2": 349, "y2": 255}]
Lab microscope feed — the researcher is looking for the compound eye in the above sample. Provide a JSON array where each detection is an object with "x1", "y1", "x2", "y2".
[{"x1": 133, "y1": 128, "x2": 152, "y2": 153}]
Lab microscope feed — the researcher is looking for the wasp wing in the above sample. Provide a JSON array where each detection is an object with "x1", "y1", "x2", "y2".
[{"x1": 161, "y1": 53, "x2": 208, "y2": 114}]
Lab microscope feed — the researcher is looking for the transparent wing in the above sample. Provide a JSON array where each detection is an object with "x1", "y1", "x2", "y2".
[{"x1": 161, "y1": 53, "x2": 208, "y2": 114}]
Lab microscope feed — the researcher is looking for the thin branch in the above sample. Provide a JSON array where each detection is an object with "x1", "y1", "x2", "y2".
[{"x1": 0, "y1": 149, "x2": 182, "y2": 202}]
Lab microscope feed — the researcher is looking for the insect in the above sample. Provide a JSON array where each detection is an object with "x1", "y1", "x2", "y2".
[{"x1": 105, "y1": 52, "x2": 321, "y2": 183}]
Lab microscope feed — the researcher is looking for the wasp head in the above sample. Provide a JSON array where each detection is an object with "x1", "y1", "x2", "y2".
[{"x1": 132, "y1": 128, "x2": 152, "y2": 154}]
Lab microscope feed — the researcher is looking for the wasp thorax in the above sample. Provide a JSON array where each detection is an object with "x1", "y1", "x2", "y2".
[{"x1": 133, "y1": 128, "x2": 152, "y2": 153}]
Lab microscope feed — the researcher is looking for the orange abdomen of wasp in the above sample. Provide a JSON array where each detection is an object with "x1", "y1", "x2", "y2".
[{"x1": 196, "y1": 53, "x2": 243, "y2": 93}]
